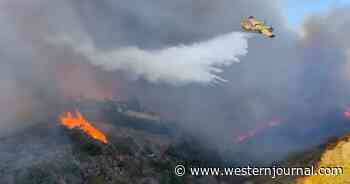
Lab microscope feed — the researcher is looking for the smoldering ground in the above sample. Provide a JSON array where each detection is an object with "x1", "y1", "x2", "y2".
[{"x1": 0, "y1": 0, "x2": 350, "y2": 164}]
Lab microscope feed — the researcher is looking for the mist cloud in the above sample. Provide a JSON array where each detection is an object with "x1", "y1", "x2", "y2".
[{"x1": 52, "y1": 32, "x2": 250, "y2": 85}]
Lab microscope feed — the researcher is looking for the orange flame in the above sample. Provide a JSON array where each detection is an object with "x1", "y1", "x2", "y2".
[
  {"x1": 344, "y1": 107, "x2": 350, "y2": 119},
  {"x1": 59, "y1": 110, "x2": 108, "y2": 144},
  {"x1": 234, "y1": 118, "x2": 281, "y2": 143}
]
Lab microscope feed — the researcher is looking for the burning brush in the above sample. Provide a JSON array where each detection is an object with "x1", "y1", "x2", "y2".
[
  {"x1": 59, "y1": 110, "x2": 108, "y2": 144},
  {"x1": 234, "y1": 118, "x2": 282, "y2": 143},
  {"x1": 344, "y1": 107, "x2": 350, "y2": 119}
]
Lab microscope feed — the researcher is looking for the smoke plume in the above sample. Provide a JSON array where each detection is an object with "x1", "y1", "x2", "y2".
[{"x1": 0, "y1": 0, "x2": 350, "y2": 165}]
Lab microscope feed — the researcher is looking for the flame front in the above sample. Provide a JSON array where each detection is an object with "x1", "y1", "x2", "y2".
[
  {"x1": 59, "y1": 110, "x2": 108, "y2": 144},
  {"x1": 344, "y1": 107, "x2": 350, "y2": 119},
  {"x1": 234, "y1": 118, "x2": 281, "y2": 143}
]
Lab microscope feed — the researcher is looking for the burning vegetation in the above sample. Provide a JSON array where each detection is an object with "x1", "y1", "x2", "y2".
[
  {"x1": 3, "y1": 98, "x2": 350, "y2": 184},
  {"x1": 59, "y1": 110, "x2": 108, "y2": 144},
  {"x1": 344, "y1": 107, "x2": 350, "y2": 119},
  {"x1": 234, "y1": 118, "x2": 282, "y2": 143}
]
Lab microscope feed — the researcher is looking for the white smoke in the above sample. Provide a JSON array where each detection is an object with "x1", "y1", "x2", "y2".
[{"x1": 53, "y1": 32, "x2": 250, "y2": 85}]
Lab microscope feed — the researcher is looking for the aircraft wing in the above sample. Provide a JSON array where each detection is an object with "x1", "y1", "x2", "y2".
[{"x1": 241, "y1": 16, "x2": 275, "y2": 38}]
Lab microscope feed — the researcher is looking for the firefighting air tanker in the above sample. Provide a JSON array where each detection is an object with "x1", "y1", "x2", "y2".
[{"x1": 241, "y1": 16, "x2": 275, "y2": 38}]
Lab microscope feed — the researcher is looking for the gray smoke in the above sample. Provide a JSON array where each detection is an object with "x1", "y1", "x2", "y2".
[{"x1": 0, "y1": 0, "x2": 349, "y2": 164}]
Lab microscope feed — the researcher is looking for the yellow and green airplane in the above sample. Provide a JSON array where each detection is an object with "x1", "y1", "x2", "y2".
[{"x1": 241, "y1": 16, "x2": 275, "y2": 38}]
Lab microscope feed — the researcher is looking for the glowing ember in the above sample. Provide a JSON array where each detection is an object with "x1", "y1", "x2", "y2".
[
  {"x1": 59, "y1": 110, "x2": 108, "y2": 144},
  {"x1": 234, "y1": 118, "x2": 282, "y2": 143},
  {"x1": 344, "y1": 107, "x2": 350, "y2": 119}
]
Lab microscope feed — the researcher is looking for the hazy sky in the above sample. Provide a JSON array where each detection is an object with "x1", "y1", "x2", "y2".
[{"x1": 284, "y1": 0, "x2": 350, "y2": 26}]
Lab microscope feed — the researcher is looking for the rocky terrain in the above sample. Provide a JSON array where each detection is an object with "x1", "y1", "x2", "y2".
[
  {"x1": 0, "y1": 100, "x2": 226, "y2": 184},
  {"x1": 1, "y1": 99, "x2": 349, "y2": 184}
]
